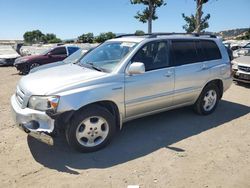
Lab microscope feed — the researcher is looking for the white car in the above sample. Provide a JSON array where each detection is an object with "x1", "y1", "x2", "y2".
[{"x1": 232, "y1": 51, "x2": 250, "y2": 83}]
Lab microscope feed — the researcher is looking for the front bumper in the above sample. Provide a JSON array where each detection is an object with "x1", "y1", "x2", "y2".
[
  {"x1": 233, "y1": 70, "x2": 250, "y2": 84},
  {"x1": 11, "y1": 95, "x2": 55, "y2": 145}
]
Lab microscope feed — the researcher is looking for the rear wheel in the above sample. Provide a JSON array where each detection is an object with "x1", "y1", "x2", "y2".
[
  {"x1": 66, "y1": 105, "x2": 116, "y2": 152},
  {"x1": 194, "y1": 84, "x2": 220, "y2": 115}
]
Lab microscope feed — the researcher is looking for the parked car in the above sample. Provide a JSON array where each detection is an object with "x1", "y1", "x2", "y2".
[
  {"x1": 29, "y1": 48, "x2": 89, "y2": 74},
  {"x1": 11, "y1": 33, "x2": 232, "y2": 152},
  {"x1": 0, "y1": 45, "x2": 20, "y2": 66},
  {"x1": 233, "y1": 42, "x2": 250, "y2": 58},
  {"x1": 14, "y1": 46, "x2": 80, "y2": 74},
  {"x1": 232, "y1": 51, "x2": 250, "y2": 83}
]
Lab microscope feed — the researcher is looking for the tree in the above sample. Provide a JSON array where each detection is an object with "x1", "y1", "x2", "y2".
[
  {"x1": 23, "y1": 30, "x2": 61, "y2": 44},
  {"x1": 23, "y1": 30, "x2": 45, "y2": 44},
  {"x1": 135, "y1": 30, "x2": 145, "y2": 35},
  {"x1": 182, "y1": 13, "x2": 210, "y2": 33},
  {"x1": 131, "y1": 0, "x2": 166, "y2": 33},
  {"x1": 78, "y1": 33, "x2": 94, "y2": 43},
  {"x1": 94, "y1": 32, "x2": 116, "y2": 43},
  {"x1": 182, "y1": 0, "x2": 211, "y2": 33}
]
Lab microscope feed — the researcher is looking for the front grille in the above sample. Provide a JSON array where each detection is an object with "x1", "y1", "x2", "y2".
[
  {"x1": 238, "y1": 65, "x2": 250, "y2": 72},
  {"x1": 15, "y1": 86, "x2": 25, "y2": 107}
]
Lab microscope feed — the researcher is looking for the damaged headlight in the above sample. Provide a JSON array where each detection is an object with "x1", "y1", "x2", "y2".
[{"x1": 28, "y1": 95, "x2": 60, "y2": 112}]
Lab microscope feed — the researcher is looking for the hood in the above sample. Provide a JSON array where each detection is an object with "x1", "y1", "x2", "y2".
[
  {"x1": 29, "y1": 61, "x2": 65, "y2": 73},
  {"x1": 233, "y1": 56, "x2": 250, "y2": 66},
  {"x1": 19, "y1": 63, "x2": 106, "y2": 95},
  {"x1": 14, "y1": 55, "x2": 44, "y2": 65},
  {"x1": 0, "y1": 54, "x2": 20, "y2": 59}
]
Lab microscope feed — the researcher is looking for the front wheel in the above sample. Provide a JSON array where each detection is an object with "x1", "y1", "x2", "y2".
[
  {"x1": 66, "y1": 105, "x2": 116, "y2": 152},
  {"x1": 194, "y1": 84, "x2": 220, "y2": 115}
]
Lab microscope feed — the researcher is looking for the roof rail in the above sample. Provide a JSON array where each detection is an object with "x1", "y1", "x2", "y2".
[
  {"x1": 115, "y1": 33, "x2": 152, "y2": 38},
  {"x1": 115, "y1": 32, "x2": 217, "y2": 39}
]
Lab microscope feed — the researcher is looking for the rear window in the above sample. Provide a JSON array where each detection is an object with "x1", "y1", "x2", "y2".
[
  {"x1": 171, "y1": 39, "x2": 222, "y2": 66},
  {"x1": 200, "y1": 40, "x2": 222, "y2": 61}
]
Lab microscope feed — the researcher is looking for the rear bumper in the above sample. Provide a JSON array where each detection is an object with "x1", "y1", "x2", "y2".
[{"x1": 11, "y1": 95, "x2": 55, "y2": 145}]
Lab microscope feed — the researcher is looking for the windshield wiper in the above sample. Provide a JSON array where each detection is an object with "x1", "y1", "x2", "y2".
[{"x1": 85, "y1": 62, "x2": 104, "y2": 72}]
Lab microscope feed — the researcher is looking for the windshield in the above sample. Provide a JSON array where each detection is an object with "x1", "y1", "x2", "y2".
[
  {"x1": 63, "y1": 49, "x2": 87, "y2": 64},
  {"x1": 78, "y1": 41, "x2": 138, "y2": 72}
]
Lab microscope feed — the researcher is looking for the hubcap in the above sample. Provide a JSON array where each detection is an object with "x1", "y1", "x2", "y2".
[
  {"x1": 203, "y1": 89, "x2": 217, "y2": 111},
  {"x1": 76, "y1": 116, "x2": 109, "y2": 147}
]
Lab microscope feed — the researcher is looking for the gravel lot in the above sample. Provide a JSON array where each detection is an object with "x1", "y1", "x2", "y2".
[{"x1": 0, "y1": 67, "x2": 249, "y2": 188}]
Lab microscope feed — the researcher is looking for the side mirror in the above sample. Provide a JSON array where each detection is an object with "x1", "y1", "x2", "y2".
[
  {"x1": 128, "y1": 62, "x2": 145, "y2": 75},
  {"x1": 47, "y1": 52, "x2": 52, "y2": 57}
]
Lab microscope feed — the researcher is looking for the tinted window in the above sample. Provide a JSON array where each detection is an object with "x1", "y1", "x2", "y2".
[
  {"x1": 172, "y1": 41, "x2": 198, "y2": 66},
  {"x1": 50, "y1": 47, "x2": 67, "y2": 55},
  {"x1": 243, "y1": 43, "x2": 250, "y2": 48},
  {"x1": 68, "y1": 47, "x2": 80, "y2": 55},
  {"x1": 200, "y1": 40, "x2": 222, "y2": 60},
  {"x1": 132, "y1": 41, "x2": 169, "y2": 71}
]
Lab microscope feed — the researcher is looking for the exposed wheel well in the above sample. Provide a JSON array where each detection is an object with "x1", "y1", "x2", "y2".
[
  {"x1": 78, "y1": 101, "x2": 121, "y2": 131},
  {"x1": 206, "y1": 79, "x2": 223, "y2": 99}
]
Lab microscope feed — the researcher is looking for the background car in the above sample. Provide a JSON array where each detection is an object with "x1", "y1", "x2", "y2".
[
  {"x1": 14, "y1": 45, "x2": 80, "y2": 74},
  {"x1": 232, "y1": 51, "x2": 250, "y2": 83},
  {"x1": 29, "y1": 48, "x2": 89, "y2": 73},
  {"x1": 0, "y1": 45, "x2": 20, "y2": 66}
]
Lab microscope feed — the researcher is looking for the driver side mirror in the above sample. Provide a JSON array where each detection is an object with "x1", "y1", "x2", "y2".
[
  {"x1": 128, "y1": 62, "x2": 145, "y2": 75},
  {"x1": 47, "y1": 52, "x2": 52, "y2": 57}
]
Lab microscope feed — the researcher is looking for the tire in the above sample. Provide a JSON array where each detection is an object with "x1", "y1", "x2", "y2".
[
  {"x1": 194, "y1": 84, "x2": 220, "y2": 115},
  {"x1": 66, "y1": 104, "x2": 116, "y2": 152}
]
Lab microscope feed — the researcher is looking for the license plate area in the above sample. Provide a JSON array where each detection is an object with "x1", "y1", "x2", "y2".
[{"x1": 239, "y1": 74, "x2": 250, "y2": 80}]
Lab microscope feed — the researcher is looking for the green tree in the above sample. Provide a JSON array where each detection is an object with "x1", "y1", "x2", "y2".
[
  {"x1": 135, "y1": 30, "x2": 145, "y2": 35},
  {"x1": 23, "y1": 30, "x2": 45, "y2": 44},
  {"x1": 131, "y1": 0, "x2": 166, "y2": 33},
  {"x1": 23, "y1": 30, "x2": 61, "y2": 44},
  {"x1": 94, "y1": 32, "x2": 116, "y2": 43},
  {"x1": 78, "y1": 33, "x2": 94, "y2": 43},
  {"x1": 182, "y1": 0, "x2": 211, "y2": 33}
]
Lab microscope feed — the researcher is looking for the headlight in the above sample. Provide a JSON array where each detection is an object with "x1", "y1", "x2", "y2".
[
  {"x1": 231, "y1": 61, "x2": 238, "y2": 70},
  {"x1": 28, "y1": 95, "x2": 60, "y2": 111}
]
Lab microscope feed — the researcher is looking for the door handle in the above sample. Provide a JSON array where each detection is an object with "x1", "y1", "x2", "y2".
[
  {"x1": 164, "y1": 71, "x2": 173, "y2": 77},
  {"x1": 201, "y1": 64, "x2": 207, "y2": 70}
]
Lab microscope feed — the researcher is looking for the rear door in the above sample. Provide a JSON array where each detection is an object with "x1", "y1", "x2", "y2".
[
  {"x1": 125, "y1": 40, "x2": 175, "y2": 118},
  {"x1": 171, "y1": 39, "x2": 210, "y2": 105}
]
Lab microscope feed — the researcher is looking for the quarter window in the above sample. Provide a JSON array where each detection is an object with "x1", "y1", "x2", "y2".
[
  {"x1": 200, "y1": 40, "x2": 222, "y2": 60},
  {"x1": 132, "y1": 41, "x2": 169, "y2": 71}
]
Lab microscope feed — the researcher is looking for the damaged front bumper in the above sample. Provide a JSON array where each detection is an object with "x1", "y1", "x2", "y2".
[{"x1": 11, "y1": 95, "x2": 55, "y2": 145}]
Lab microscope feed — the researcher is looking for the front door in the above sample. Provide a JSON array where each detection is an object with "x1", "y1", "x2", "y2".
[{"x1": 125, "y1": 41, "x2": 174, "y2": 118}]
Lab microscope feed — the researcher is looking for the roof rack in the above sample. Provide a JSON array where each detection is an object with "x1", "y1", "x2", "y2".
[{"x1": 115, "y1": 32, "x2": 217, "y2": 39}]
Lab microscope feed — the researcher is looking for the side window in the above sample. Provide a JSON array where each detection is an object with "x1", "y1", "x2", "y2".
[
  {"x1": 68, "y1": 47, "x2": 79, "y2": 56},
  {"x1": 132, "y1": 41, "x2": 169, "y2": 71},
  {"x1": 201, "y1": 40, "x2": 222, "y2": 60},
  {"x1": 50, "y1": 47, "x2": 67, "y2": 55},
  {"x1": 172, "y1": 40, "x2": 199, "y2": 66}
]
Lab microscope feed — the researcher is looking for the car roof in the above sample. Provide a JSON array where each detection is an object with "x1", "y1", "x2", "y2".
[{"x1": 109, "y1": 34, "x2": 219, "y2": 43}]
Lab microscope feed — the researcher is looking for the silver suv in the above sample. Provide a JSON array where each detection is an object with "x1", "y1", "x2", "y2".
[{"x1": 11, "y1": 33, "x2": 232, "y2": 152}]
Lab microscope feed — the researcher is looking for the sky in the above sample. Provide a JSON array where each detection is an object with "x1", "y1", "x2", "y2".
[{"x1": 0, "y1": 0, "x2": 249, "y2": 40}]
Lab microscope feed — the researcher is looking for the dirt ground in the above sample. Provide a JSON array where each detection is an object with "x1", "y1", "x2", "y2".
[{"x1": 0, "y1": 67, "x2": 249, "y2": 188}]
